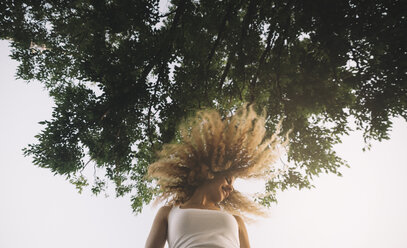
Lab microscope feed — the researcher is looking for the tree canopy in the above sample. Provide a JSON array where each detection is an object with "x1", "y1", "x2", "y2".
[{"x1": 1, "y1": 0, "x2": 405, "y2": 213}]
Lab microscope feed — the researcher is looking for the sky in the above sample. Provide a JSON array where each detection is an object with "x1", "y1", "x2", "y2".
[{"x1": 0, "y1": 38, "x2": 406, "y2": 248}]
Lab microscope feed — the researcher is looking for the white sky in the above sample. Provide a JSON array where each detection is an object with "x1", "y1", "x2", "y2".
[{"x1": 1, "y1": 39, "x2": 406, "y2": 248}]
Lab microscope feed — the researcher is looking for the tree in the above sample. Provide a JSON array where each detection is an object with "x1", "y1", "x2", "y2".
[{"x1": 0, "y1": 0, "x2": 405, "y2": 213}]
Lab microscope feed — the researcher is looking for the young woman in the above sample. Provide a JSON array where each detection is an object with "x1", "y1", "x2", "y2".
[{"x1": 145, "y1": 103, "x2": 288, "y2": 248}]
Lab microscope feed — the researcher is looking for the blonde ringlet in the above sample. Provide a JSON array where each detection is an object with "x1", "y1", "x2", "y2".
[{"x1": 147, "y1": 102, "x2": 290, "y2": 220}]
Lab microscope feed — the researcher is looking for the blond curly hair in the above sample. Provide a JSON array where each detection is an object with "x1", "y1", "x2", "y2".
[{"x1": 147, "y1": 102, "x2": 289, "y2": 219}]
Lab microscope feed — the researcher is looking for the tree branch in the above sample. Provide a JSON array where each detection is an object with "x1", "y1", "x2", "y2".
[
  {"x1": 158, "y1": 9, "x2": 177, "y2": 18},
  {"x1": 236, "y1": 0, "x2": 258, "y2": 89},
  {"x1": 219, "y1": 54, "x2": 231, "y2": 89},
  {"x1": 249, "y1": 29, "x2": 276, "y2": 103},
  {"x1": 147, "y1": 71, "x2": 161, "y2": 149},
  {"x1": 139, "y1": 0, "x2": 187, "y2": 83},
  {"x1": 205, "y1": 1, "x2": 236, "y2": 70}
]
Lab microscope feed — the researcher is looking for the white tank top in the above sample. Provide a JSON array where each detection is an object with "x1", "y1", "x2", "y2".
[{"x1": 167, "y1": 205, "x2": 240, "y2": 248}]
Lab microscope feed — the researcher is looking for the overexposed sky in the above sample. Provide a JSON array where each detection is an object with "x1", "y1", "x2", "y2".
[{"x1": 1, "y1": 39, "x2": 406, "y2": 248}]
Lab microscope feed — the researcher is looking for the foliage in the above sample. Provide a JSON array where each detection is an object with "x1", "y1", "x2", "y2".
[{"x1": 0, "y1": 0, "x2": 405, "y2": 213}]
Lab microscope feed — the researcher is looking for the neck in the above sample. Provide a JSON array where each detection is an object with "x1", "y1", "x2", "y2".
[{"x1": 182, "y1": 187, "x2": 219, "y2": 209}]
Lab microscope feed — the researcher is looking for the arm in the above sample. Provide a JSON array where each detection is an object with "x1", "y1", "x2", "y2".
[
  {"x1": 145, "y1": 206, "x2": 171, "y2": 248},
  {"x1": 234, "y1": 215, "x2": 250, "y2": 248}
]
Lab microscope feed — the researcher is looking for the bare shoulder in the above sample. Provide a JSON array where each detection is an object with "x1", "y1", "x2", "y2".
[
  {"x1": 157, "y1": 205, "x2": 172, "y2": 220},
  {"x1": 159, "y1": 205, "x2": 172, "y2": 212},
  {"x1": 145, "y1": 205, "x2": 173, "y2": 248},
  {"x1": 233, "y1": 214, "x2": 245, "y2": 225},
  {"x1": 233, "y1": 215, "x2": 248, "y2": 232}
]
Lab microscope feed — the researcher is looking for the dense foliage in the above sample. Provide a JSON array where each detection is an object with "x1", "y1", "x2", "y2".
[{"x1": 0, "y1": 0, "x2": 405, "y2": 213}]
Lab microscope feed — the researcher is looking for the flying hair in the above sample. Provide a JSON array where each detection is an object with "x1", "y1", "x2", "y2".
[{"x1": 147, "y1": 102, "x2": 290, "y2": 220}]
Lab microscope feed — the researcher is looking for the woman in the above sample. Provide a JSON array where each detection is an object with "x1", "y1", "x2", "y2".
[{"x1": 145, "y1": 103, "x2": 288, "y2": 248}]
